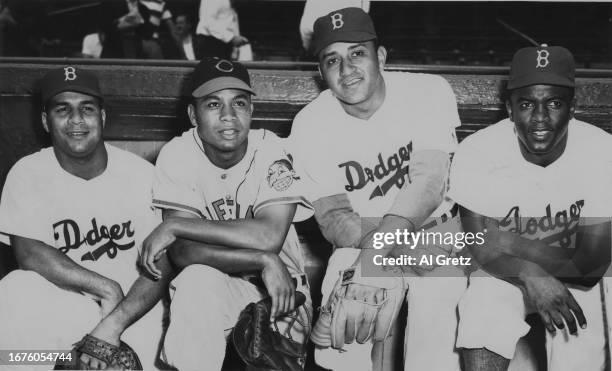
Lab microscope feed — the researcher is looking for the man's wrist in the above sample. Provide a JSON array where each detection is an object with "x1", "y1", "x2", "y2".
[
  {"x1": 516, "y1": 263, "x2": 549, "y2": 287},
  {"x1": 258, "y1": 251, "x2": 280, "y2": 270}
]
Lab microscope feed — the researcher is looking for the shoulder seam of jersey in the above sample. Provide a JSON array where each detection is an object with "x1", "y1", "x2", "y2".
[
  {"x1": 253, "y1": 196, "x2": 313, "y2": 215},
  {"x1": 152, "y1": 199, "x2": 204, "y2": 218}
]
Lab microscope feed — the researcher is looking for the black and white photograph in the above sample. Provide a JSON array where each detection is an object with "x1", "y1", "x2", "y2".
[{"x1": 0, "y1": 1, "x2": 611, "y2": 370}]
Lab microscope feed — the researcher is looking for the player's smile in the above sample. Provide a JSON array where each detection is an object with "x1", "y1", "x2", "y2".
[
  {"x1": 219, "y1": 128, "x2": 240, "y2": 140},
  {"x1": 318, "y1": 41, "x2": 386, "y2": 115},
  {"x1": 66, "y1": 128, "x2": 90, "y2": 138},
  {"x1": 42, "y1": 91, "x2": 105, "y2": 160},
  {"x1": 341, "y1": 75, "x2": 363, "y2": 88},
  {"x1": 507, "y1": 84, "x2": 574, "y2": 166}
]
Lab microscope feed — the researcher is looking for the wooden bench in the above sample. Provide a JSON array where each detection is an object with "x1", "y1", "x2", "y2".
[{"x1": 1, "y1": 58, "x2": 612, "y2": 369}]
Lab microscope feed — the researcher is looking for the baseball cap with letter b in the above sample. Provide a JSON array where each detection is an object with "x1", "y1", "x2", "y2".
[
  {"x1": 191, "y1": 57, "x2": 254, "y2": 98},
  {"x1": 507, "y1": 45, "x2": 575, "y2": 90},
  {"x1": 312, "y1": 7, "x2": 377, "y2": 56},
  {"x1": 40, "y1": 66, "x2": 102, "y2": 104}
]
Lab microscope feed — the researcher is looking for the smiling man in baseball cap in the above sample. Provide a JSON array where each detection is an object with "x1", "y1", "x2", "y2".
[
  {"x1": 141, "y1": 57, "x2": 314, "y2": 371},
  {"x1": 0, "y1": 65, "x2": 167, "y2": 370},
  {"x1": 290, "y1": 6, "x2": 466, "y2": 371},
  {"x1": 450, "y1": 45, "x2": 612, "y2": 371}
]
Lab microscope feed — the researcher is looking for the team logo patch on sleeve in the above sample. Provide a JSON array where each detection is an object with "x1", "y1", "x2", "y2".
[{"x1": 267, "y1": 159, "x2": 299, "y2": 192}]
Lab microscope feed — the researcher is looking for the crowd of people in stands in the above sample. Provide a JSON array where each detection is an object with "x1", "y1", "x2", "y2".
[
  {"x1": 1, "y1": 0, "x2": 611, "y2": 67},
  {"x1": 0, "y1": 0, "x2": 253, "y2": 60}
]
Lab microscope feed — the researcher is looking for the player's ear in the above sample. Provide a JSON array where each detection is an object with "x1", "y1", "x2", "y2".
[
  {"x1": 569, "y1": 97, "x2": 576, "y2": 119},
  {"x1": 41, "y1": 111, "x2": 49, "y2": 133},
  {"x1": 376, "y1": 45, "x2": 387, "y2": 71},
  {"x1": 505, "y1": 100, "x2": 514, "y2": 122},
  {"x1": 101, "y1": 108, "x2": 106, "y2": 129},
  {"x1": 187, "y1": 103, "x2": 197, "y2": 127},
  {"x1": 317, "y1": 63, "x2": 323, "y2": 79}
]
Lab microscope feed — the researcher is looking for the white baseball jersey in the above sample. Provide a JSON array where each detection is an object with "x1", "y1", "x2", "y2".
[
  {"x1": 0, "y1": 145, "x2": 160, "y2": 292},
  {"x1": 449, "y1": 118, "x2": 612, "y2": 248},
  {"x1": 290, "y1": 71, "x2": 461, "y2": 219},
  {"x1": 152, "y1": 128, "x2": 313, "y2": 276}
]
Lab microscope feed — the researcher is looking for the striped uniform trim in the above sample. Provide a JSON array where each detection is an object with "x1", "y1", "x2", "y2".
[
  {"x1": 152, "y1": 199, "x2": 204, "y2": 218},
  {"x1": 253, "y1": 196, "x2": 313, "y2": 215}
]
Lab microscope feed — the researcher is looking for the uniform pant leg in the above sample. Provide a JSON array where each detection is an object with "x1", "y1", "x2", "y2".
[
  {"x1": 546, "y1": 284, "x2": 606, "y2": 371},
  {"x1": 0, "y1": 270, "x2": 100, "y2": 371},
  {"x1": 403, "y1": 268, "x2": 467, "y2": 371},
  {"x1": 121, "y1": 300, "x2": 165, "y2": 370},
  {"x1": 456, "y1": 271, "x2": 531, "y2": 360},
  {"x1": 162, "y1": 264, "x2": 262, "y2": 371}
]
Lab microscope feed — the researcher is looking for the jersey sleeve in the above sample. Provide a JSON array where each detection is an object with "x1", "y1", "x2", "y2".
[
  {"x1": 133, "y1": 166, "x2": 163, "y2": 254},
  {"x1": 448, "y1": 139, "x2": 503, "y2": 217},
  {"x1": 0, "y1": 164, "x2": 51, "y2": 245},
  {"x1": 152, "y1": 142, "x2": 206, "y2": 218},
  {"x1": 289, "y1": 101, "x2": 348, "y2": 202},
  {"x1": 410, "y1": 75, "x2": 461, "y2": 155},
  {"x1": 253, "y1": 137, "x2": 314, "y2": 222}
]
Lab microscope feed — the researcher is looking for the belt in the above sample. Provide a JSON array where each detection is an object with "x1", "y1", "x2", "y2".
[{"x1": 247, "y1": 273, "x2": 308, "y2": 290}]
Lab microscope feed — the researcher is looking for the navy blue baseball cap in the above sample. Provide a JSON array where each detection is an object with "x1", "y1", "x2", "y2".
[
  {"x1": 191, "y1": 57, "x2": 255, "y2": 98},
  {"x1": 507, "y1": 46, "x2": 575, "y2": 90},
  {"x1": 312, "y1": 7, "x2": 377, "y2": 56},
  {"x1": 40, "y1": 66, "x2": 102, "y2": 104}
]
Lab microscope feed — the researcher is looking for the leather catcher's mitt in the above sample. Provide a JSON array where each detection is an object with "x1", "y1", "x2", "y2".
[
  {"x1": 311, "y1": 264, "x2": 405, "y2": 349},
  {"x1": 55, "y1": 334, "x2": 142, "y2": 370},
  {"x1": 232, "y1": 291, "x2": 307, "y2": 371}
]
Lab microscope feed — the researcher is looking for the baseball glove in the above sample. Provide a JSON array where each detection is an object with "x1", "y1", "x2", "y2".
[
  {"x1": 55, "y1": 334, "x2": 142, "y2": 370},
  {"x1": 232, "y1": 292, "x2": 307, "y2": 371},
  {"x1": 311, "y1": 265, "x2": 405, "y2": 349}
]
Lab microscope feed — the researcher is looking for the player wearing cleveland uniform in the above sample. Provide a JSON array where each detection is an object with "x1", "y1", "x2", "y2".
[
  {"x1": 290, "y1": 7, "x2": 467, "y2": 371},
  {"x1": 450, "y1": 46, "x2": 612, "y2": 371},
  {"x1": 139, "y1": 58, "x2": 313, "y2": 371},
  {"x1": 0, "y1": 67, "x2": 164, "y2": 370}
]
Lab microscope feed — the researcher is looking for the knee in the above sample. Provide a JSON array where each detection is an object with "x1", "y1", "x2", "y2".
[{"x1": 172, "y1": 264, "x2": 227, "y2": 294}]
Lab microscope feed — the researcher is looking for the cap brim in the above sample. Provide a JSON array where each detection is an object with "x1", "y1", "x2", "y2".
[
  {"x1": 314, "y1": 32, "x2": 377, "y2": 56},
  {"x1": 507, "y1": 72, "x2": 575, "y2": 90},
  {"x1": 192, "y1": 77, "x2": 255, "y2": 98}
]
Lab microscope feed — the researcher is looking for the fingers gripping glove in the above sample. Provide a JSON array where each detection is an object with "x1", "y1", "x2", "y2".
[
  {"x1": 55, "y1": 334, "x2": 142, "y2": 370},
  {"x1": 232, "y1": 292, "x2": 308, "y2": 371},
  {"x1": 311, "y1": 265, "x2": 405, "y2": 349}
]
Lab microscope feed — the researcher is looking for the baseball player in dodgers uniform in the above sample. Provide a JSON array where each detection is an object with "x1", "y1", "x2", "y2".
[
  {"x1": 0, "y1": 67, "x2": 164, "y2": 370},
  {"x1": 138, "y1": 57, "x2": 313, "y2": 371},
  {"x1": 450, "y1": 46, "x2": 612, "y2": 371},
  {"x1": 290, "y1": 7, "x2": 467, "y2": 371}
]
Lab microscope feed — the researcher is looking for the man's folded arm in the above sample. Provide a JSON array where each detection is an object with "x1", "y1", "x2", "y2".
[{"x1": 11, "y1": 234, "x2": 123, "y2": 303}]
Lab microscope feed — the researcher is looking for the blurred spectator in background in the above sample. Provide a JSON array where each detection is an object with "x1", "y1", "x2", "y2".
[
  {"x1": 299, "y1": 0, "x2": 370, "y2": 52},
  {"x1": 0, "y1": 0, "x2": 39, "y2": 56},
  {"x1": 117, "y1": 0, "x2": 180, "y2": 59},
  {"x1": 173, "y1": 13, "x2": 197, "y2": 60},
  {"x1": 195, "y1": 0, "x2": 248, "y2": 60},
  {"x1": 81, "y1": 21, "x2": 124, "y2": 59},
  {"x1": 81, "y1": 26, "x2": 106, "y2": 58}
]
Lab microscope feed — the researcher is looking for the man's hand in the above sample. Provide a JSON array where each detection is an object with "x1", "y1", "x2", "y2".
[
  {"x1": 78, "y1": 319, "x2": 122, "y2": 370},
  {"x1": 141, "y1": 220, "x2": 176, "y2": 278},
  {"x1": 261, "y1": 254, "x2": 296, "y2": 320},
  {"x1": 230, "y1": 35, "x2": 249, "y2": 47},
  {"x1": 523, "y1": 273, "x2": 587, "y2": 335}
]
